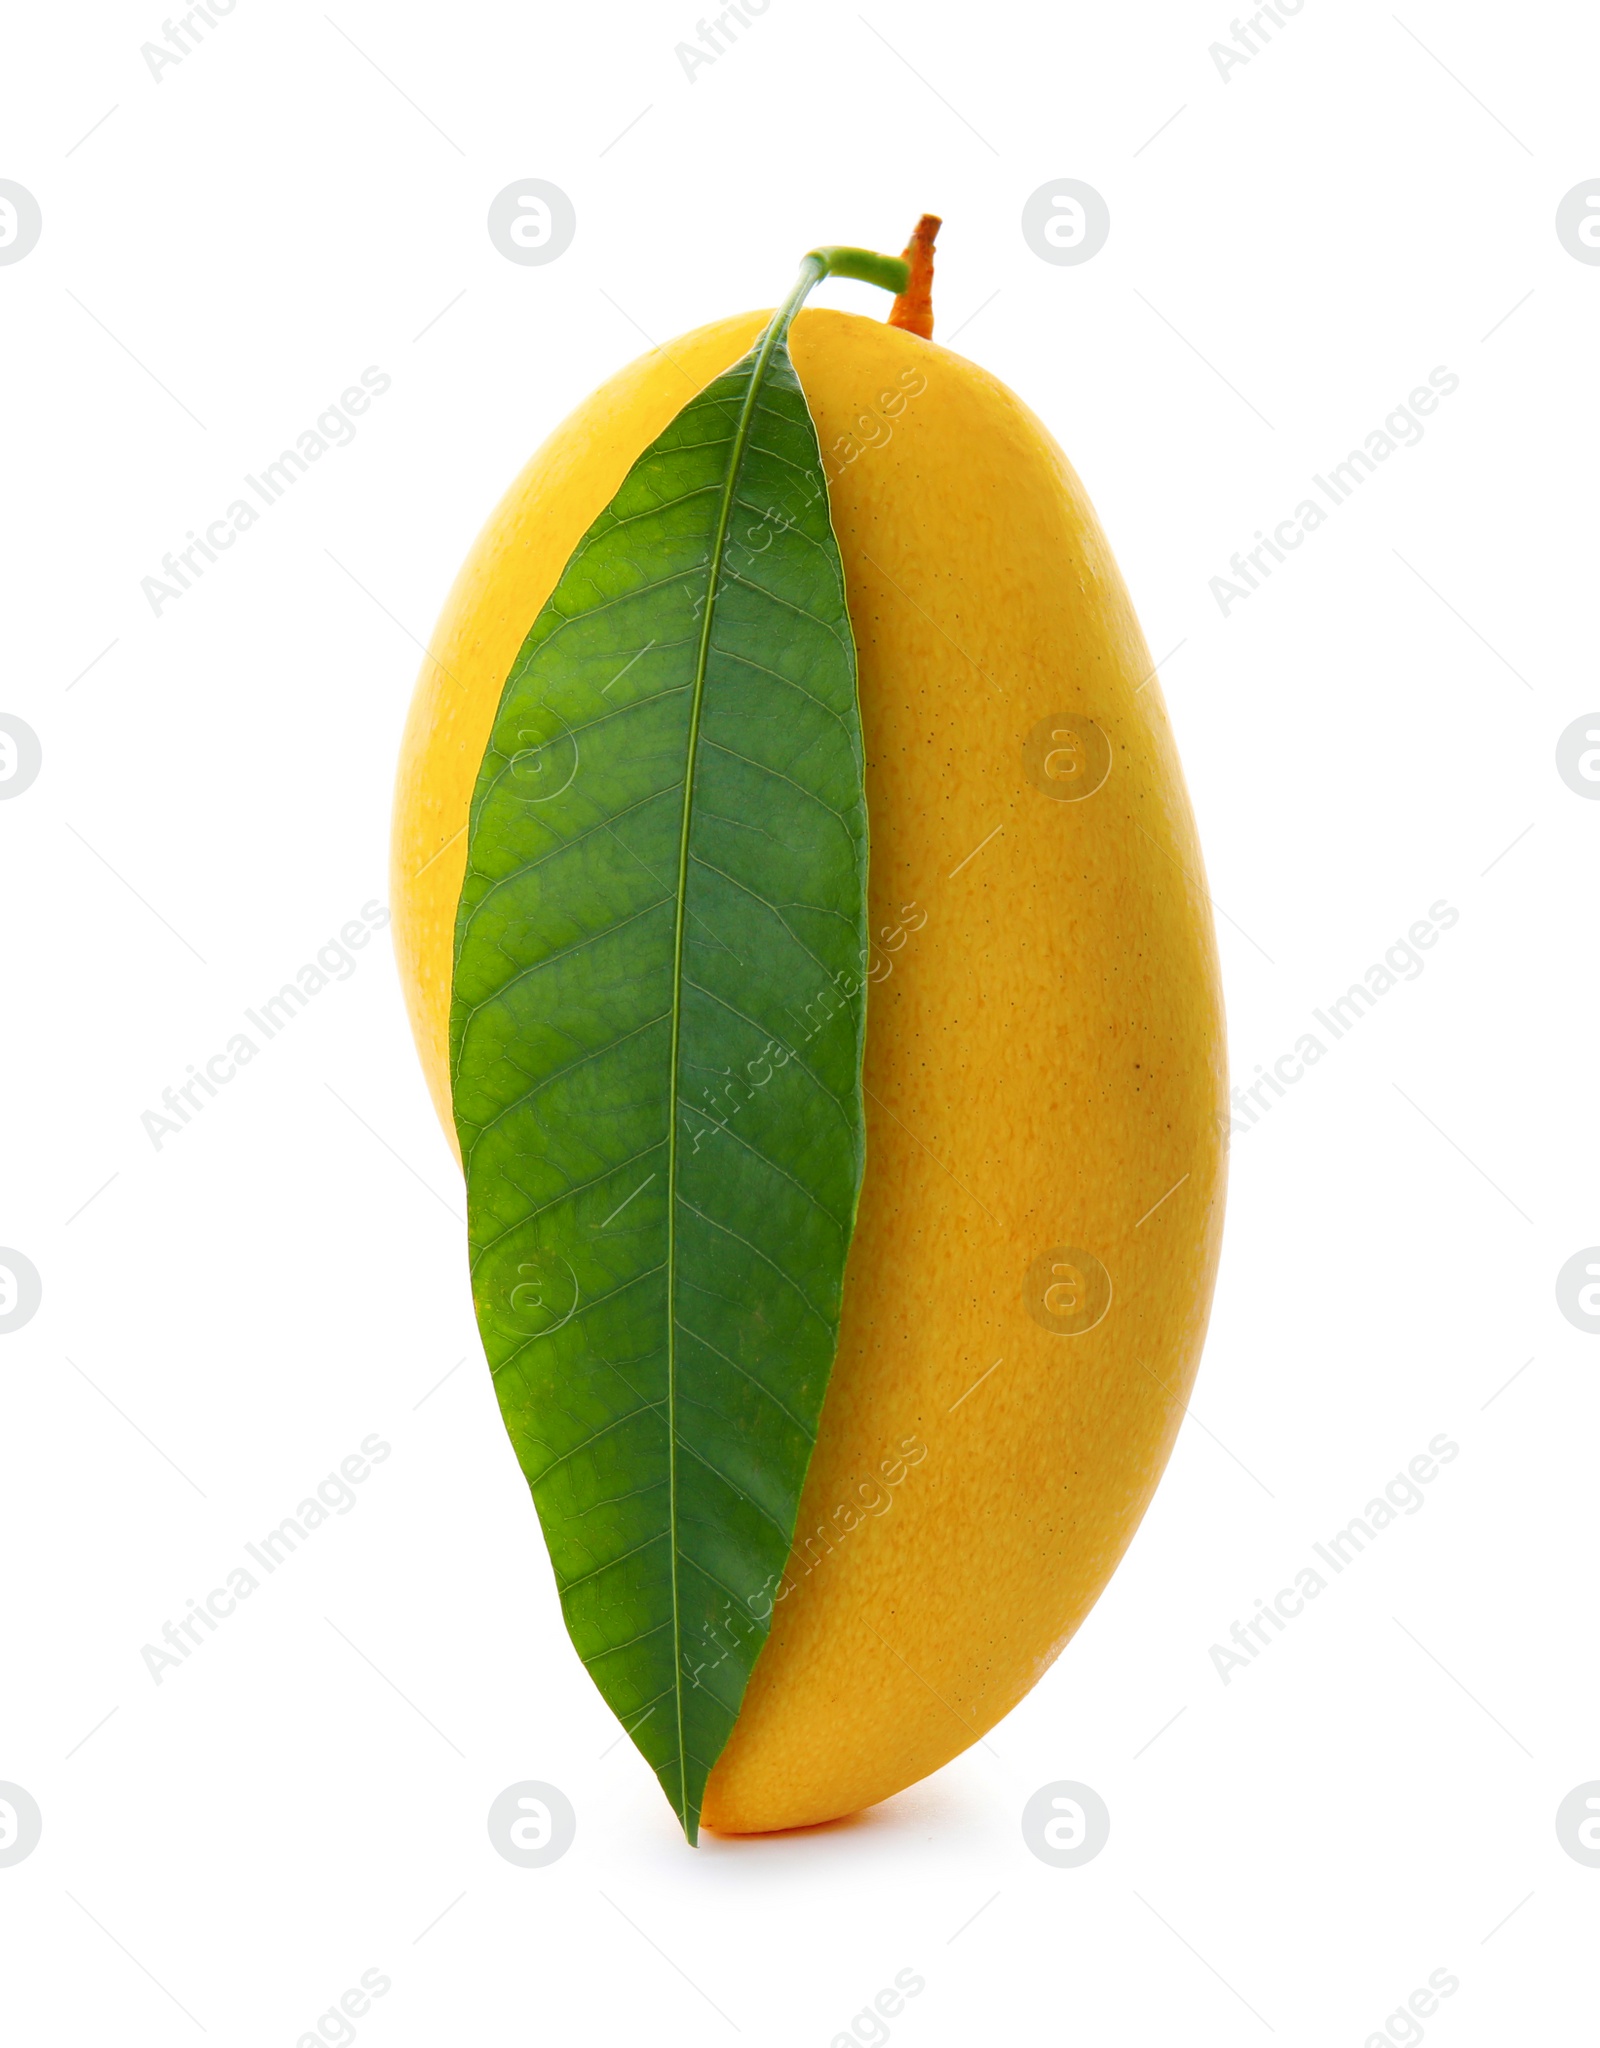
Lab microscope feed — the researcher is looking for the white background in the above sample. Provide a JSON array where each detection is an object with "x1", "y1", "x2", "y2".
[{"x1": 3, "y1": 0, "x2": 1596, "y2": 2040}]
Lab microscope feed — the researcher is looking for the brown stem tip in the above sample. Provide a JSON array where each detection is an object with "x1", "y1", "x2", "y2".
[{"x1": 887, "y1": 214, "x2": 940, "y2": 340}]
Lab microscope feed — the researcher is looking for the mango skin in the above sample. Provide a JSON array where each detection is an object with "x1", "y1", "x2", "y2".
[{"x1": 391, "y1": 307, "x2": 1226, "y2": 1834}]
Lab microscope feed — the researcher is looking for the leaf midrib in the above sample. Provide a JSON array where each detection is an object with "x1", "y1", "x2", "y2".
[{"x1": 664, "y1": 319, "x2": 794, "y2": 1836}]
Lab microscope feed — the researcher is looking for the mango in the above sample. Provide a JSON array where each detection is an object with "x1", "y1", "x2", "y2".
[{"x1": 392, "y1": 300, "x2": 1226, "y2": 1833}]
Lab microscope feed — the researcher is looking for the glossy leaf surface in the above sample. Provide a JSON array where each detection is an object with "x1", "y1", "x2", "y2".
[{"x1": 451, "y1": 327, "x2": 867, "y2": 1839}]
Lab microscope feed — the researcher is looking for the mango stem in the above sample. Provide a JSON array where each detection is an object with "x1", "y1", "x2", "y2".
[
  {"x1": 888, "y1": 214, "x2": 940, "y2": 339},
  {"x1": 767, "y1": 243, "x2": 914, "y2": 348},
  {"x1": 806, "y1": 245, "x2": 912, "y2": 296}
]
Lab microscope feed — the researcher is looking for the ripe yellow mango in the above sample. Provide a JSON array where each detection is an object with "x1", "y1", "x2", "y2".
[{"x1": 392, "y1": 305, "x2": 1226, "y2": 1833}]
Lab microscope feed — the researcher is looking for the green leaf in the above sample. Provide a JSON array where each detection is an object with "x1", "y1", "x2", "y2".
[{"x1": 450, "y1": 318, "x2": 868, "y2": 1841}]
